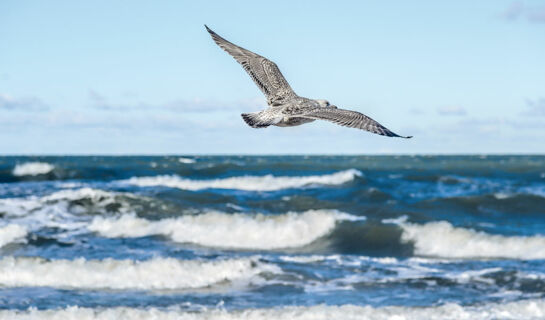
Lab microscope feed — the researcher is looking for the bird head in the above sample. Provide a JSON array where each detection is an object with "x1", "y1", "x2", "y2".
[{"x1": 315, "y1": 99, "x2": 332, "y2": 108}]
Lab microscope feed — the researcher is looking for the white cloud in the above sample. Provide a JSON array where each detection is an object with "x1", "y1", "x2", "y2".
[
  {"x1": 437, "y1": 106, "x2": 467, "y2": 116},
  {"x1": 0, "y1": 94, "x2": 48, "y2": 111}
]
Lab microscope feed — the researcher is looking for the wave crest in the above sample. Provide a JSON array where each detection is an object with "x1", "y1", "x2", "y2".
[
  {"x1": 89, "y1": 210, "x2": 351, "y2": 249},
  {"x1": 0, "y1": 188, "x2": 134, "y2": 217},
  {"x1": 178, "y1": 157, "x2": 196, "y2": 164},
  {"x1": 12, "y1": 162, "x2": 55, "y2": 176},
  {"x1": 400, "y1": 220, "x2": 545, "y2": 259},
  {"x1": 0, "y1": 224, "x2": 27, "y2": 248},
  {"x1": 0, "y1": 256, "x2": 279, "y2": 290},
  {"x1": 3, "y1": 299, "x2": 545, "y2": 320},
  {"x1": 120, "y1": 169, "x2": 362, "y2": 191}
]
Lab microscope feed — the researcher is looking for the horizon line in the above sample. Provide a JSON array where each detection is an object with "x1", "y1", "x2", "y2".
[{"x1": 1, "y1": 153, "x2": 545, "y2": 157}]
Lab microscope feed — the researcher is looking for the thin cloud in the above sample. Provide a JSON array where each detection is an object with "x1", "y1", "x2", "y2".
[
  {"x1": 87, "y1": 90, "x2": 265, "y2": 112},
  {"x1": 166, "y1": 97, "x2": 265, "y2": 112},
  {"x1": 501, "y1": 1, "x2": 524, "y2": 20},
  {"x1": 0, "y1": 108, "x2": 204, "y2": 133},
  {"x1": 165, "y1": 98, "x2": 232, "y2": 112},
  {"x1": 437, "y1": 106, "x2": 467, "y2": 116},
  {"x1": 527, "y1": 6, "x2": 545, "y2": 22},
  {"x1": 87, "y1": 90, "x2": 146, "y2": 111},
  {"x1": 88, "y1": 90, "x2": 107, "y2": 105},
  {"x1": 522, "y1": 97, "x2": 545, "y2": 116},
  {"x1": 408, "y1": 107, "x2": 425, "y2": 115},
  {"x1": 500, "y1": 1, "x2": 545, "y2": 23},
  {"x1": 0, "y1": 93, "x2": 49, "y2": 111},
  {"x1": 457, "y1": 116, "x2": 545, "y2": 132}
]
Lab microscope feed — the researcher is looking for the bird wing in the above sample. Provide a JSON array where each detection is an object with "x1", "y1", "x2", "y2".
[
  {"x1": 300, "y1": 107, "x2": 412, "y2": 138},
  {"x1": 205, "y1": 25, "x2": 296, "y2": 106}
]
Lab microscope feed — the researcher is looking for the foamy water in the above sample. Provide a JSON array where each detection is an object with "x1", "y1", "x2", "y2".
[
  {"x1": 2, "y1": 299, "x2": 545, "y2": 320},
  {"x1": 0, "y1": 188, "x2": 128, "y2": 217},
  {"x1": 0, "y1": 188, "x2": 135, "y2": 237},
  {"x1": 0, "y1": 224, "x2": 27, "y2": 248},
  {"x1": 89, "y1": 210, "x2": 351, "y2": 249},
  {"x1": 12, "y1": 162, "x2": 55, "y2": 176},
  {"x1": 0, "y1": 256, "x2": 280, "y2": 290},
  {"x1": 120, "y1": 169, "x2": 362, "y2": 191},
  {"x1": 178, "y1": 157, "x2": 196, "y2": 164},
  {"x1": 400, "y1": 220, "x2": 545, "y2": 259}
]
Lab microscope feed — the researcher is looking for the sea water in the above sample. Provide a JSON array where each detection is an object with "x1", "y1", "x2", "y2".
[{"x1": 1, "y1": 155, "x2": 545, "y2": 319}]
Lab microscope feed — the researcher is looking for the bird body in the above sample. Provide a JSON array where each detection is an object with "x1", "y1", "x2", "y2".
[{"x1": 205, "y1": 25, "x2": 412, "y2": 139}]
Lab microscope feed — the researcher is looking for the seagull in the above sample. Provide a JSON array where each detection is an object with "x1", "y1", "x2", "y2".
[{"x1": 205, "y1": 25, "x2": 412, "y2": 138}]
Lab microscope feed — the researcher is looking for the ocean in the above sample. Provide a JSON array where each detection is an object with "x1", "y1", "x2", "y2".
[{"x1": 1, "y1": 155, "x2": 545, "y2": 319}]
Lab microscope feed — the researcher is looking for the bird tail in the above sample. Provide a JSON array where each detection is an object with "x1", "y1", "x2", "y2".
[{"x1": 241, "y1": 112, "x2": 270, "y2": 128}]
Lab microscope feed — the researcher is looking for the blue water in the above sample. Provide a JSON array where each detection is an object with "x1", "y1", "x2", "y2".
[{"x1": 1, "y1": 156, "x2": 545, "y2": 317}]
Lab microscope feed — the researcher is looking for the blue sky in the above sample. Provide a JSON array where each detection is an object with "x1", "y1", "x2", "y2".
[{"x1": 1, "y1": 0, "x2": 544, "y2": 154}]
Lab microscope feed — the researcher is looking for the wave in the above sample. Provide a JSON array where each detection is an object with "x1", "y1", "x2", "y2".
[
  {"x1": 0, "y1": 188, "x2": 140, "y2": 238},
  {"x1": 178, "y1": 157, "x2": 196, "y2": 164},
  {"x1": 3, "y1": 299, "x2": 545, "y2": 320},
  {"x1": 89, "y1": 210, "x2": 359, "y2": 249},
  {"x1": 12, "y1": 162, "x2": 55, "y2": 176},
  {"x1": 0, "y1": 188, "x2": 135, "y2": 217},
  {"x1": 0, "y1": 224, "x2": 27, "y2": 248},
  {"x1": 0, "y1": 256, "x2": 279, "y2": 290},
  {"x1": 279, "y1": 254, "x2": 398, "y2": 265},
  {"x1": 400, "y1": 220, "x2": 545, "y2": 259},
  {"x1": 120, "y1": 169, "x2": 362, "y2": 191}
]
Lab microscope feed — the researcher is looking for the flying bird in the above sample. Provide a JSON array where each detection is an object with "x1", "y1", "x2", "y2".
[{"x1": 205, "y1": 25, "x2": 412, "y2": 138}]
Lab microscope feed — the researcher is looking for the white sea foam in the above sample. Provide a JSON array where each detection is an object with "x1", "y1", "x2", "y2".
[
  {"x1": 381, "y1": 215, "x2": 408, "y2": 224},
  {"x1": 0, "y1": 197, "x2": 41, "y2": 217},
  {"x1": 12, "y1": 162, "x2": 55, "y2": 176},
  {"x1": 89, "y1": 210, "x2": 350, "y2": 249},
  {"x1": 120, "y1": 169, "x2": 362, "y2": 191},
  {"x1": 279, "y1": 254, "x2": 397, "y2": 266},
  {"x1": 400, "y1": 220, "x2": 545, "y2": 259},
  {"x1": 279, "y1": 255, "x2": 332, "y2": 264},
  {"x1": 0, "y1": 256, "x2": 279, "y2": 290},
  {"x1": 493, "y1": 192, "x2": 511, "y2": 199},
  {"x1": 178, "y1": 157, "x2": 196, "y2": 164},
  {"x1": 3, "y1": 299, "x2": 545, "y2": 320},
  {"x1": 0, "y1": 224, "x2": 27, "y2": 248},
  {"x1": 0, "y1": 188, "x2": 126, "y2": 217},
  {"x1": 0, "y1": 188, "x2": 135, "y2": 238},
  {"x1": 44, "y1": 188, "x2": 112, "y2": 201}
]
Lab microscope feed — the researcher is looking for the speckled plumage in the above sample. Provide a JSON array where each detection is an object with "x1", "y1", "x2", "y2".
[{"x1": 205, "y1": 25, "x2": 412, "y2": 138}]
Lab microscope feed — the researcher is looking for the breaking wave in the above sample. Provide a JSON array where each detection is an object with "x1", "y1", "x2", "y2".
[
  {"x1": 178, "y1": 157, "x2": 196, "y2": 164},
  {"x1": 12, "y1": 162, "x2": 55, "y2": 176},
  {"x1": 400, "y1": 220, "x2": 545, "y2": 259},
  {"x1": 120, "y1": 169, "x2": 362, "y2": 191},
  {"x1": 0, "y1": 224, "x2": 27, "y2": 248},
  {"x1": 0, "y1": 188, "x2": 131, "y2": 218},
  {"x1": 0, "y1": 256, "x2": 279, "y2": 290},
  {"x1": 89, "y1": 210, "x2": 357, "y2": 249},
  {"x1": 0, "y1": 188, "x2": 140, "y2": 238},
  {"x1": 3, "y1": 299, "x2": 545, "y2": 320}
]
